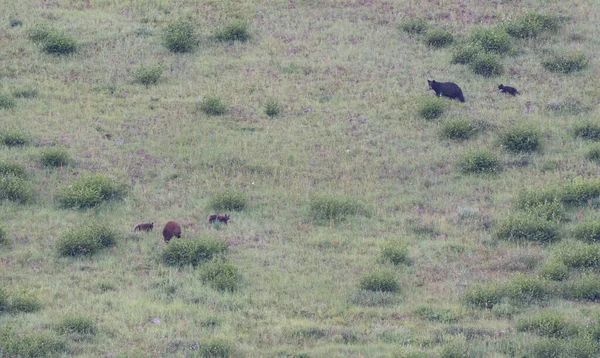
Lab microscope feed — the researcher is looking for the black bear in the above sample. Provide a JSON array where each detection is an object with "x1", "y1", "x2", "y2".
[
  {"x1": 428, "y1": 80, "x2": 465, "y2": 102},
  {"x1": 498, "y1": 84, "x2": 520, "y2": 96},
  {"x1": 162, "y1": 221, "x2": 181, "y2": 243},
  {"x1": 209, "y1": 214, "x2": 230, "y2": 224},
  {"x1": 134, "y1": 222, "x2": 154, "y2": 232}
]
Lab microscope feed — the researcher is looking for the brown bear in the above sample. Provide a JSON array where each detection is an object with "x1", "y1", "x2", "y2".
[
  {"x1": 162, "y1": 221, "x2": 181, "y2": 243},
  {"x1": 134, "y1": 222, "x2": 154, "y2": 232},
  {"x1": 209, "y1": 214, "x2": 230, "y2": 224}
]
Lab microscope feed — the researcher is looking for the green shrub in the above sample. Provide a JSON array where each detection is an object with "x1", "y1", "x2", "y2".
[
  {"x1": 424, "y1": 29, "x2": 453, "y2": 48},
  {"x1": 539, "y1": 260, "x2": 569, "y2": 281},
  {"x1": 558, "y1": 178, "x2": 600, "y2": 206},
  {"x1": 55, "y1": 314, "x2": 97, "y2": 335},
  {"x1": 1, "y1": 130, "x2": 29, "y2": 147},
  {"x1": 500, "y1": 125, "x2": 541, "y2": 153},
  {"x1": 348, "y1": 289, "x2": 400, "y2": 306},
  {"x1": 39, "y1": 147, "x2": 71, "y2": 168},
  {"x1": 309, "y1": 194, "x2": 365, "y2": 221},
  {"x1": 42, "y1": 31, "x2": 77, "y2": 55},
  {"x1": 0, "y1": 286, "x2": 7, "y2": 312},
  {"x1": 214, "y1": 21, "x2": 249, "y2": 42},
  {"x1": 457, "y1": 149, "x2": 500, "y2": 174},
  {"x1": 515, "y1": 188, "x2": 558, "y2": 210},
  {"x1": 450, "y1": 44, "x2": 479, "y2": 64},
  {"x1": 516, "y1": 311, "x2": 578, "y2": 338},
  {"x1": 162, "y1": 237, "x2": 227, "y2": 267},
  {"x1": 56, "y1": 223, "x2": 118, "y2": 257},
  {"x1": 27, "y1": 25, "x2": 52, "y2": 43},
  {"x1": 0, "y1": 162, "x2": 27, "y2": 178},
  {"x1": 133, "y1": 63, "x2": 164, "y2": 86},
  {"x1": 413, "y1": 306, "x2": 460, "y2": 323},
  {"x1": 440, "y1": 118, "x2": 477, "y2": 140},
  {"x1": 0, "y1": 175, "x2": 33, "y2": 203},
  {"x1": 199, "y1": 258, "x2": 241, "y2": 292},
  {"x1": 57, "y1": 174, "x2": 126, "y2": 209},
  {"x1": 0, "y1": 94, "x2": 16, "y2": 110},
  {"x1": 504, "y1": 274, "x2": 548, "y2": 302},
  {"x1": 198, "y1": 95, "x2": 227, "y2": 116},
  {"x1": 470, "y1": 53, "x2": 504, "y2": 77},
  {"x1": 8, "y1": 292, "x2": 42, "y2": 313},
  {"x1": 399, "y1": 18, "x2": 428, "y2": 34},
  {"x1": 495, "y1": 213, "x2": 559, "y2": 243},
  {"x1": 526, "y1": 337, "x2": 563, "y2": 358},
  {"x1": 0, "y1": 226, "x2": 7, "y2": 248},
  {"x1": 564, "y1": 337, "x2": 600, "y2": 358},
  {"x1": 573, "y1": 121, "x2": 600, "y2": 141},
  {"x1": 585, "y1": 144, "x2": 600, "y2": 163},
  {"x1": 541, "y1": 51, "x2": 587, "y2": 74},
  {"x1": 571, "y1": 221, "x2": 600, "y2": 242},
  {"x1": 523, "y1": 200, "x2": 566, "y2": 223},
  {"x1": 563, "y1": 274, "x2": 600, "y2": 301},
  {"x1": 0, "y1": 327, "x2": 67, "y2": 357},
  {"x1": 265, "y1": 100, "x2": 280, "y2": 117},
  {"x1": 198, "y1": 338, "x2": 235, "y2": 358},
  {"x1": 381, "y1": 241, "x2": 410, "y2": 265},
  {"x1": 163, "y1": 18, "x2": 198, "y2": 53},
  {"x1": 359, "y1": 269, "x2": 399, "y2": 293},
  {"x1": 209, "y1": 189, "x2": 247, "y2": 211},
  {"x1": 440, "y1": 337, "x2": 468, "y2": 358},
  {"x1": 470, "y1": 28, "x2": 511, "y2": 54},
  {"x1": 13, "y1": 88, "x2": 39, "y2": 99},
  {"x1": 418, "y1": 97, "x2": 446, "y2": 120},
  {"x1": 553, "y1": 241, "x2": 600, "y2": 268},
  {"x1": 491, "y1": 302, "x2": 520, "y2": 318},
  {"x1": 505, "y1": 12, "x2": 563, "y2": 38}
]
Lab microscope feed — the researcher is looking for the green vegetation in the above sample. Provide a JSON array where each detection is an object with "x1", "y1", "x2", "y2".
[
  {"x1": 496, "y1": 213, "x2": 559, "y2": 243},
  {"x1": 7, "y1": 291, "x2": 42, "y2": 313},
  {"x1": 505, "y1": 11, "x2": 563, "y2": 38},
  {"x1": 198, "y1": 94, "x2": 228, "y2": 116},
  {"x1": 28, "y1": 25, "x2": 77, "y2": 55},
  {"x1": 56, "y1": 223, "x2": 119, "y2": 257},
  {"x1": 440, "y1": 118, "x2": 477, "y2": 140},
  {"x1": 457, "y1": 149, "x2": 500, "y2": 174},
  {"x1": 309, "y1": 194, "x2": 366, "y2": 221},
  {"x1": 214, "y1": 21, "x2": 250, "y2": 42},
  {"x1": 541, "y1": 51, "x2": 587, "y2": 74},
  {"x1": 38, "y1": 147, "x2": 71, "y2": 168},
  {"x1": 199, "y1": 258, "x2": 241, "y2": 292},
  {"x1": 133, "y1": 63, "x2": 164, "y2": 87},
  {"x1": 161, "y1": 237, "x2": 227, "y2": 266},
  {"x1": 56, "y1": 175, "x2": 126, "y2": 209},
  {"x1": 573, "y1": 121, "x2": 600, "y2": 140},
  {"x1": 424, "y1": 29, "x2": 453, "y2": 48},
  {"x1": 1, "y1": 130, "x2": 28, "y2": 147},
  {"x1": 359, "y1": 269, "x2": 400, "y2": 293},
  {"x1": 380, "y1": 240, "x2": 410, "y2": 265},
  {"x1": 450, "y1": 44, "x2": 478, "y2": 64},
  {"x1": 55, "y1": 314, "x2": 97, "y2": 335},
  {"x1": 499, "y1": 125, "x2": 542, "y2": 153},
  {"x1": 0, "y1": 94, "x2": 16, "y2": 110},
  {"x1": 162, "y1": 17, "x2": 198, "y2": 53},
  {"x1": 470, "y1": 28, "x2": 512, "y2": 54},
  {"x1": 265, "y1": 100, "x2": 280, "y2": 117},
  {"x1": 418, "y1": 97, "x2": 446, "y2": 120},
  {"x1": 399, "y1": 18, "x2": 428, "y2": 34},
  {"x1": 209, "y1": 189, "x2": 247, "y2": 211},
  {"x1": 469, "y1": 53, "x2": 504, "y2": 77}
]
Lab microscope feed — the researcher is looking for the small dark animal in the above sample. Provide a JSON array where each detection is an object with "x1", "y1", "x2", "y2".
[
  {"x1": 134, "y1": 222, "x2": 154, "y2": 232},
  {"x1": 162, "y1": 221, "x2": 181, "y2": 243},
  {"x1": 428, "y1": 80, "x2": 465, "y2": 102},
  {"x1": 209, "y1": 214, "x2": 230, "y2": 224},
  {"x1": 498, "y1": 84, "x2": 520, "y2": 96}
]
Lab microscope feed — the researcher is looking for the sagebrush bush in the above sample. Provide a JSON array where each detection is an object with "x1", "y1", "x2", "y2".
[
  {"x1": 450, "y1": 44, "x2": 479, "y2": 64},
  {"x1": 558, "y1": 178, "x2": 600, "y2": 206},
  {"x1": 418, "y1": 97, "x2": 446, "y2": 120},
  {"x1": 381, "y1": 241, "x2": 410, "y2": 265},
  {"x1": 0, "y1": 94, "x2": 16, "y2": 110},
  {"x1": 495, "y1": 213, "x2": 559, "y2": 243},
  {"x1": 505, "y1": 11, "x2": 563, "y2": 38},
  {"x1": 198, "y1": 338, "x2": 235, "y2": 358},
  {"x1": 8, "y1": 292, "x2": 42, "y2": 313},
  {"x1": 541, "y1": 51, "x2": 587, "y2": 74},
  {"x1": 1, "y1": 130, "x2": 29, "y2": 147},
  {"x1": 516, "y1": 311, "x2": 578, "y2": 338},
  {"x1": 0, "y1": 328, "x2": 67, "y2": 357},
  {"x1": 57, "y1": 174, "x2": 126, "y2": 209},
  {"x1": 359, "y1": 269, "x2": 399, "y2": 293},
  {"x1": 57, "y1": 223, "x2": 118, "y2": 257},
  {"x1": 463, "y1": 284, "x2": 502, "y2": 309},
  {"x1": 563, "y1": 274, "x2": 600, "y2": 301},
  {"x1": 265, "y1": 100, "x2": 280, "y2": 117},
  {"x1": 457, "y1": 149, "x2": 500, "y2": 174},
  {"x1": 552, "y1": 241, "x2": 600, "y2": 268},
  {"x1": 55, "y1": 314, "x2": 97, "y2": 335},
  {"x1": 500, "y1": 125, "x2": 541, "y2": 152},
  {"x1": 471, "y1": 28, "x2": 512, "y2": 54},
  {"x1": 162, "y1": 237, "x2": 227, "y2": 266},
  {"x1": 470, "y1": 53, "x2": 504, "y2": 77},
  {"x1": 585, "y1": 144, "x2": 600, "y2": 163},
  {"x1": 198, "y1": 95, "x2": 227, "y2": 116},
  {"x1": 200, "y1": 258, "x2": 241, "y2": 292},
  {"x1": 42, "y1": 31, "x2": 77, "y2": 55},
  {"x1": 399, "y1": 18, "x2": 428, "y2": 34},
  {"x1": 573, "y1": 121, "x2": 600, "y2": 141},
  {"x1": 310, "y1": 194, "x2": 365, "y2": 221},
  {"x1": 209, "y1": 189, "x2": 247, "y2": 211},
  {"x1": 440, "y1": 118, "x2": 476, "y2": 140},
  {"x1": 133, "y1": 63, "x2": 164, "y2": 86},
  {"x1": 162, "y1": 18, "x2": 198, "y2": 53},
  {"x1": 0, "y1": 162, "x2": 27, "y2": 179},
  {"x1": 571, "y1": 221, "x2": 600, "y2": 242},
  {"x1": 214, "y1": 21, "x2": 249, "y2": 42},
  {"x1": 39, "y1": 147, "x2": 71, "y2": 168},
  {"x1": 424, "y1": 28, "x2": 453, "y2": 47},
  {"x1": 539, "y1": 260, "x2": 569, "y2": 281},
  {"x1": 0, "y1": 175, "x2": 33, "y2": 203}
]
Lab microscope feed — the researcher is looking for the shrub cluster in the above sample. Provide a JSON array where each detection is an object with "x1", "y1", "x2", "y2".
[
  {"x1": 516, "y1": 311, "x2": 578, "y2": 338},
  {"x1": 0, "y1": 174, "x2": 33, "y2": 204},
  {"x1": 495, "y1": 213, "x2": 559, "y2": 243},
  {"x1": 451, "y1": 44, "x2": 479, "y2": 65},
  {"x1": 39, "y1": 147, "x2": 71, "y2": 168},
  {"x1": 359, "y1": 269, "x2": 399, "y2": 293},
  {"x1": 199, "y1": 258, "x2": 241, "y2": 292},
  {"x1": 8, "y1": 291, "x2": 42, "y2": 313},
  {"x1": 457, "y1": 149, "x2": 500, "y2": 174},
  {"x1": 57, "y1": 174, "x2": 126, "y2": 209},
  {"x1": 571, "y1": 221, "x2": 600, "y2": 242},
  {"x1": 0, "y1": 327, "x2": 67, "y2": 357},
  {"x1": 418, "y1": 97, "x2": 446, "y2": 120},
  {"x1": 539, "y1": 260, "x2": 569, "y2": 281},
  {"x1": 541, "y1": 51, "x2": 587, "y2": 74},
  {"x1": 469, "y1": 53, "x2": 504, "y2": 77},
  {"x1": 424, "y1": 29, "x2": 453, "y2": 48},
  {"x1": 463, "y1": 283, "x2": 502, "y2": 309},
  {"x1": 209, "y1": 189, "x2": 247, "y2": 211},
  {"x1": 28, "y1": 26, "x2": 77, "y2": 55},
  {"x1": 585, "y1": 144, "x2": 600, "y2": 163},
  {"x1": 440, "y1": 118, "x2": 477, "y2": 140},
  {"x1": 0, "y1": 162, "x2": 27, "y2": 179},
  {"x1": 503, "y1": 273, "x2": 548, "y2": 302},
  {"x1": 198, "y1": 338, "x2": 236, "y2": 358},
  {"x1": 499, "y1": 125, "x2": 542, "y2": 153},
  {"x1": 1, "y1": 130, "x2": 29, "y2": 147},
  {"x1": 548, "y1": 98, "x2": 588, "y2": 115},
  {"x1": 551, "y1": 241, "x2": 600, "y2": 269},
  {"x1": 309, "y1": 194, "x2": 366, "y2": 221},
  {"x1": 133, "y1": 63, "x2": 164, "y2": 87},
  {"x1": 562, "y1": 274, "x2": 600, "y2": 301},
  {"x1": 470, "y1": 28, "x2": 512, "y2": 54},
  {"x1": 399, "y1": 18, "x2": 428, "y2": 34},
  {"x1": 214, "y1": 21, "x2": 249, "y2": 42},
  {"x1": 505, "y1": 12, "x2": 563, "y2": 38},
  {"x1": 265, "y1": 100, "x2": 280, "y2": 117},
  {"x1": 198, "y1": 95, "x2": 228, "y2": 116},
  {"x1": 161, "y1": 237, "x2": 227, "y2": 266},
  {"x1": 162, "y1": 18, "x2": 198, "y2": 53},
  {"x1": 56, "y1": 223, "x2": 119, "y2": 257},
  {"x1": 13, "y1": 88, "x2": 39, "y2": 99},
  {"x1": 573, "y1": 121, "x2": 600, "y2": 141},
  {"x1": 381, "y1": 241, "x2": 410, "y2": 265},
  {"x1": 559, "y1": 178, "x2": 600, "y2": 206},
  {"x1": 0, "y1": 94, "x2": 16, "y2": 110},
  {"x1": 55, "y1": 314, "x2": 97, "y2": 336}
]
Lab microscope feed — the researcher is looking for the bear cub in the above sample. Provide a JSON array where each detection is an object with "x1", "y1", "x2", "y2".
[
  {"x1": 162, "y1": 221, "x2": 182, "y2": 243},
  {"x1": 209, "y1": 214, "x2": 230, "y2": 224},
  {"x1": 498, "y1": 84, "x2": 520, "y2": 96},
  {"x1": 428, "y1": 80, "x2": 465, "y2": 102},
  {"x1": 134, "y1": 222, "x2": 154, "y2": 232}
]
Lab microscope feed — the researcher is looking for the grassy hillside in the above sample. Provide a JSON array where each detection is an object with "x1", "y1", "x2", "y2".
[{"x1": 1, "y1": 0, "x2": 600, "y2": 356}]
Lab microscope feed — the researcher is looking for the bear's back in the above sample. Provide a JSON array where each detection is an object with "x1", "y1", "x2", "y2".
[{"x1": 162, "y1": 221, "x2": 182, "y2": 242}]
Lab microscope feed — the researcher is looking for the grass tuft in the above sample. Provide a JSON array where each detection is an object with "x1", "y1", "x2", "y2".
[
  {"x1": 133, "y1": 63, "x2": 164, "y2": 87},
  {"x1": 0, "y1": 94, "x2": 16, "y2": 110},
  {"x1": 161, "y1": 237, "x2": 227, "y2": 267},
  {"x1": 359, "y1": 269, "x2": 399, "y2": 293},
  {"x1": 516, "y1": 310, "x2": 578, "y2": 338},
  {"x1": 0, "y1": 327, "x2": 67, "y2": 357},
  {"x1": 470, "y1": 53, "x2": 504, "y2": 77},
  {"x1": 199, "y1": 258, "x2": 241, "y2": 292},
  {"x1": 463, "y1": 283, "x2": 502, "y2": 309},
  {"x1": 562, "y1": 274, "x2": 600, "y2": 301},
  {"x1": 573, "y1": 121, "x2": 600, "y2": 140},
  {"x1": 56, "y1": 174, "x2": 126, "y2": 209},
  {"x1": 0, "y1": 162, "x2": 27, "y2": 179},
  {"x1": 198, "y1": 338, "x2": 236, "y2": 358},
  {"x1": 198, "y1": 95, "x2": 228, "y2": 116},
  {"x1": 56, "y1": 223, "x2": 119, "y2": 257},
  {"x1": 309, "y1": 194, "x2": 366, "y2": 222},
  {"x1": 209, "y1": 189, "x2": 247, "y2": 211},
  {"x1": 381, "y1": 241, "x2": 410, "y2": 265},
  {"x1": 265, "y1": 100, "x2": 280, "y2": 117},
  {"x1": 55, "y1": 314, "x2": 97, "y2": 336},
  {"x1": 8, "y1": 291, "x2": 42, "y2": 313},
  {"x1": 571, "y1": 221, "x2": 600, "y2": 242},
  {"x1": 539, "y1": 260, "x2": 569, "y2": 281},
  {"x1": 1, "y1": 130, "x2": 29, "y2": 147},
  {"x1": 424, "y1": 28, "x2": 453, "y2": 48},
  {"x1": 499, "y1": 124, "x2": 542, "y2": 153},
  {"x1": 457, "y1": 149, "x2": 500, "y2": 174},
  {"x1": 541, "y1": 51, "x2": 587, "y2": 74},
  {"x1": 585, "y1": 144, "x2": 600, "y2": 163},
  {"x1": 450, "y1": 44, "x2": 479, "y2": 64},
  {"x1": 39, "y1": 147, "x2": 71, "y2": 168},
  {"x1": 214, "y1": 21, "x2": 250, "y2": 42},
  {"x1": 418, "y1": 97, "x2": 446, "y2": 120},
  {"x1": 399, "y1": 18, "x2": 428, "y2": 34},
  {"x1": 505, "y1": 11, "x2": 563, "y2": 38},
  {"x1": 470, "y1": 28, "x2": 512, "y2": 54},
  {"x1": 495, "y1": 213, "x2": 559, "y2": 243},
  {"x1": 503, "y1": 274, "x2": 548, "y2": 302},
  {"x1": 162, "y1": 18, "x2": 198, "y2": 53},
  {"x1": 0, "y1": 175, "x2": 33, "y2": 204},
  {"x1": 552, "y1": 241, "x2": 600, "y2": 269}
]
